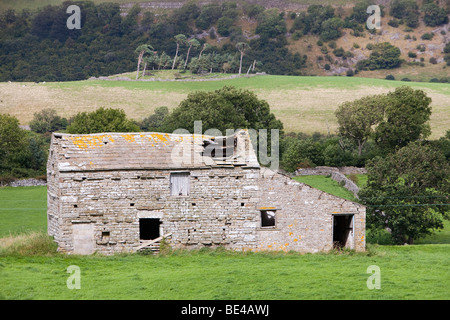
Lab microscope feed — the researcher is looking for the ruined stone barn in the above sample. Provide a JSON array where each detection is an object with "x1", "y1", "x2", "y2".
[{"x1": 47, "y1": 130, "x2": 366, "y2": 255}]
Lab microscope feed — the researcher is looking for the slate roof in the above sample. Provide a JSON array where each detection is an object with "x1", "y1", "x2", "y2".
[{"x1": 51, "y1": 130, "x2": 259, "y2": 172}]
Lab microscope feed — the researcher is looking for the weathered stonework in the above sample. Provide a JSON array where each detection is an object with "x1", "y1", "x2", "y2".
[{"x1": 47, "y1": 130, "x2": 365, "y2": 255}]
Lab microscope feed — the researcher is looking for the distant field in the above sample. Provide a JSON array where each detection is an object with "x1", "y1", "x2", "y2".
[
  {"x1": 0, "y1": 186, "x2": 449, "y2": 300},
  {"x1": 1, "y1": 75, "x2": 449, "y2": 138}
]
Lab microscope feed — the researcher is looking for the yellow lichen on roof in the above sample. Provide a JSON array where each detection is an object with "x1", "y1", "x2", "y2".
[
  {"x1": 121, "y1": 134, "x2": 136, "y2": 143},
  {"x1": 68, "y1": 134, "x2": 115, "y2": 150}
]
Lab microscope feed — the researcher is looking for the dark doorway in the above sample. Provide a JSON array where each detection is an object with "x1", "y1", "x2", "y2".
[
  {"x1": 139, "y1": 218, "x2": 160, "y2": 240},
  {"x1": 333, "y1": 215, "x2": 354, "y2": 249}
]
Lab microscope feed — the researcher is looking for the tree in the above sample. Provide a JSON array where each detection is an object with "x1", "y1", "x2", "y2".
[
  {"x1": 29, "y1": 108, "x2": 68, "y2": 134},
  {"x1": 255, "y1": 9, "x2": 287, "y2": 38},
  {"x1": 135, "y1": 44, "x2": 154, "y2": 80},
  {"x1": 356, "y1": 42, "x2": 402, "y2": 70},
  {"x1": 163, "y1": 86, "x2": 283, "y2": 134},
  {"x1": 172, "y1": 34, "x2": 187, "y2": 70},
  {"x1": 0, "y1": 114, "x2": 28, "y2": 173},
  {"x1": 66, "y1": 107, "x2": 139, "y2": 134},
  {"x1": 423, "y1": 2, "x2": 449, "y2": 27},
  {"x1": 360, "y1": 142, "x2": 450, "y2": 244},
  {"x1": 375, "y1": 86, "x2": 432, "y2": 153},
  {"x1": 236, "y1": 42, "x2": 250, "y2": 76},
  {"x1": 320, "y1": 17, "x2": 344, "y2": 41},
  {"x1": 139, "y1": 106, "x2": 169, "y2": 132},
  {"x1": 335, "y1": 94, "x2": 386, "y2": 157},
  {"x1": 184, "y1": 38, "x2": 200, "y2": 69}
]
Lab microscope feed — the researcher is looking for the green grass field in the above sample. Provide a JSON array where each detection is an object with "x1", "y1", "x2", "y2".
[
  {"x1": 293, "y1": 175, "x2": 359, "y2": 202},
  {"x1": 0, "y1": 185, "x2": 449, "y2": 300}
]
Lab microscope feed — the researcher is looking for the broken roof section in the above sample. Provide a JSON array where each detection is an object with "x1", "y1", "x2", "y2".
[{"x1": 52, "y1": 129, "x2": 260, "y2": 172}]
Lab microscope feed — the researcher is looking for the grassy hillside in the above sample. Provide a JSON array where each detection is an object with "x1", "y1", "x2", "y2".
[{"x1": 2, "y1": 74, "x2": 448, "y2": 138}]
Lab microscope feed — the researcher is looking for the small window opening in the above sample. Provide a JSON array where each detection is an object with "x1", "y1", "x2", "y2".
[
  {"x1": 261, "y1": 210, "x2": 276, "y2": 227},
  {"x1": 130, "y1": 203, "x2": 135, "y2": 207},
  {"x1": 73, "y1": 204, "x2": 78, "y2": 208},
  {"x1": 102, "y1": 231, "x2": 110, "y2": 241},
  {"x1": 241, "y1": 203, "x2": 245, "y2": 207},
  {"x1": 192, "y1": 203, "x2": 196, "y2": 206},
  {"x1": 139, "y1": 218, "x2": 160, "y2": 240}
]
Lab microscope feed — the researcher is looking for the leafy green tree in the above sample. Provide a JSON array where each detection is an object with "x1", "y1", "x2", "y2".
[
  {"x1": 163, "y1": 86, "x2": 283, "y2": 134},
  {"x1": 360, "y1": 142, "x2": 450, "y2": 244},
  {"x1": 217, "y1": 16, "x2": 235, "y2": 36},
  {"x1": 356, "y1": 42, "x2": 402, "y2": 70},
  {"x1": 280, "y1": 137, "x2": 324, "y2": 171},
  {"x1": 375, "y1": 86, "x2": 432, "y2": 153},
  {"x1": 423, "y1": 2, "x2": 449, "y2": 26},
  {"x1": 320, "y1": 17, "x2": 344, "y2": 41},
  {"x1": 139, "y1": 107, "x2": 169, "y2": 132},
  {"x1": 66, "y1": 107, "x2": 139, "y2": 134},
  {"x1": 335, "y1": 94, "x2": 386, "y2": 157},
  {"x1": 390, "y1": 0, "x2": 419, "y2": 28},
  {"x1": 29, "y1": 108, "x2": 68, "y2": 134},
  {"x1": 0, "y1": 114, "x2": 28, "y2": 173},
  {"x1": 255, "y1": 9, "x2": 287, "y2": 38},
  {"x1": 350, "y1": 0, "x2": 371, "y2": 24}
]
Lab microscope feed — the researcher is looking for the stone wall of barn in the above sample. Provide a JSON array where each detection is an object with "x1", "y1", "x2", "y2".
[
  {"x1": 255, "y1": 169, "x2": 366, "y2": 253},
  {"x1": 51, "y1": 166, "x2": 261, "y2": 254}
]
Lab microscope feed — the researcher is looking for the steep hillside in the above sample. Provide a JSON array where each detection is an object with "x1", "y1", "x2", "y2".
[{"x1": 0, "y1": 0, "x2": 449, "y2": 81}]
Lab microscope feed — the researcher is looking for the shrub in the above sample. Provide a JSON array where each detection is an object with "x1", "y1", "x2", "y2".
[
  {"x1": 387, "y1": 19, "x2": 399, "y2": 27},
  {"x1": 357, "y1": 42, "x2": 402, "y2": 70},
  {"x1": 408, "y1": 51, "x2": 417, "y2": 58},
  {"x1": 385, "y1": 74, "x2": 395, "y2": 80},
  {"x1": 328, "y1": 41, "x2": 336, "y2": 49},
  {"x1": 429, "y1": 78, "x2": 440, "y2": 82},
  {"x1": 423, "y1": 3, "x2": 449, "y2": 27},
  {"x1": 366, "y1": 43, "x2": 373, "y2": 50},
  {"x1": 324, "y1": 63, "x2": 331, "y2": 70},
  {"x1": 421, "y1": 33, "x2": 434, "y2": 40},
  {"x1": 346, "y1": 69, "x2": 354, "y2": 77},
  {"x1": 416, "y1": 45, "x2": 426, "y2": 52},
  {"x1": 333, "y1": 47, "x2": 345, "y2": 57},
  {"x1": 401, "y1": 77, "x2": 411, "y2": 81}
]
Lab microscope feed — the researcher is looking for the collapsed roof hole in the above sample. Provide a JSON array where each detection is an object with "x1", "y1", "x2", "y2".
[{"x1": 201, "y1": 136, "x2": 236, "y2": 159}]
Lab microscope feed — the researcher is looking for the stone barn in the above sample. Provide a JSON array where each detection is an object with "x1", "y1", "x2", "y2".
[{"x1": 47, "y1": 130, "x2": 365, "y2": 255}]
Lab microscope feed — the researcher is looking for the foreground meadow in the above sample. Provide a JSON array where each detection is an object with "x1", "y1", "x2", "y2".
[{"x1": 0, "y1": 186, "x2": 449, "y2": 300}]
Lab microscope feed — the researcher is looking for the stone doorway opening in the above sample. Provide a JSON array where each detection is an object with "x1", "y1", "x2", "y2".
[
  {"x1": 333, "y1": 214, "x2": 354, "y2": 249},
  {"x1": 139, "y1": 218, "x2": 161, "y2": 240}
]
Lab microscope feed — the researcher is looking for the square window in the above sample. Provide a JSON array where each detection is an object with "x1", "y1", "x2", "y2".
[{"x1": 261, "y1": 210, "x2": 276, "y2": 227}]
